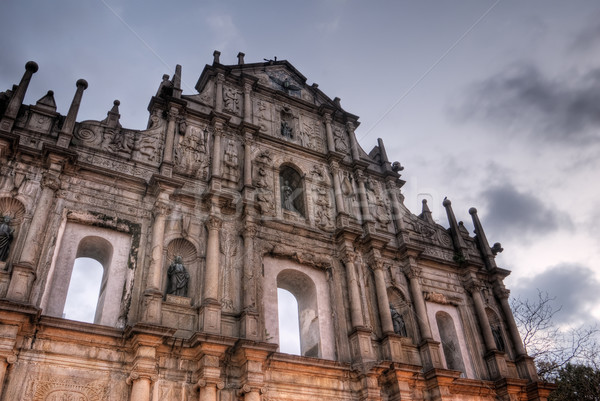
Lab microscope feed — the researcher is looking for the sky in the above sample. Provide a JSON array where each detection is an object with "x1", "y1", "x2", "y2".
[{"x1": 1, "y1": 1, "x2": 599, "y2": 334}]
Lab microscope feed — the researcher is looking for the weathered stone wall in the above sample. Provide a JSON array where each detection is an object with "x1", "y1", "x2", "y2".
[{"x1": 0, "y1": 57, "x2": 554, "y2": 400}]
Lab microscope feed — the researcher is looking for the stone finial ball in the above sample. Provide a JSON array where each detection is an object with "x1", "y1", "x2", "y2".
[
  {"x1": 76, "y1": 79, "x2": 88, "y2": 89},
  {"x1": 442, "y1": 198, "x2": 451, "y2": 207},
  {"x1": 114, "y1": 100, "x2": 120, "y2": 106},
  {"x1": 422, "y1": 199, "x2": 428, "y2": 204},
  {"x1": 468, "y1": 207, "x2": 478, "y2": 215},
  {"x1": 25, "y1": 61, "x2": 39, "y2": 73},
  {"x1": 47, "y1": 90, "x2": 54, "y2": 96}
]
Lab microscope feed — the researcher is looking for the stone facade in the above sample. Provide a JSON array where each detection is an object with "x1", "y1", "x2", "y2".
[{"x1": 0, "y1": 54, "x2": 554, "y2": 400}]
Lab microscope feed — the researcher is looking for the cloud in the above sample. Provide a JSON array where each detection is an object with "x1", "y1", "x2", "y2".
[
  {"x1": 511, "y1": 263, "x2": 600, "y2": 326},
  {"x1": 205, "y1": 14, "x2": 243, "y2": 55},
  {"x1": 570, "y1": 15, "x2": 600, "y2": 53},
  {"x1": 454, "y1": 63, "x2": 600, "y2": 145},
  {"x1": 479, "y1": 183, "x2": 572, "y2": 239}
]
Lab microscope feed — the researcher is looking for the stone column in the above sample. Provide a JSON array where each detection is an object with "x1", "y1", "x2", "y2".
[
  {"x1": 127, "y1": 373, "x2": 152, "y2": 401},
  {"x1": 373, "y1": 262, "x2": 394, "y2": 334},
  {"x1": 160, "y1": 108, "x2": 178, "y2": 176},
  {"x1": 7, "y1": 172, "x2": 60, "y2": 302},
  {"x1": 329, "y1": 161, "x2": 345, "y2": 214},
  {"x1": 18, "y1": 173, "x2": 60, "y2": 266},
  {"x1": 147, "y1": 201, "x2": 170, "y2": 292},
  {"x1": 57, "y1": 79, "x2": 88, "y2": 148},
  {"x1": 196, "y1": 380, "x2": 224, "y2": 401},
  {"x1": 0, "y1": 355, "x2": 16, "y2": 396},
  {"x1": 346, "y1": 121, "x2": 360, "y2": 161},
  {"x1": 342, "y1": 251, "x2": 364, "y2": 328},
  {"x1": 203, "y1": 216, "x2": 221, "y2": 302},
  {"x1": 354, "y1": 170, "x2": 370, "y2": 222},
  {"x1": 238, "y1": 385, "x2": 265, "y2": 401},
  {"x1": 200, "y1": 215, "x2": 222, "y2": 333},
  {"x1": 1, "y1": 61, "x2": 38, "y2": 132},
  {"x1": 215, "y1": 73, "x2": 224, "y2": 113},
  {"x1": 403, "y1": 258, "x2": 444, "y2": 369},
  {"x1": 496, "y1": 287, "x2": 526, "y2": 356},
  {"x1": 243, "y1": 132, "x2": 253, "y2": 187},
  {"x1": 468, "y1": 283, "x2": 497, "y2": 352},
  {"x1": 243, "y1": 82, "x2": 252, "y2": 123},
  {"x1": 241, "y1": 224, "x2": 259, "y2": 339},
  {"x1": 404, "y1": 262, "x2": 432, "y2": 340},
  {"x1": 142, "y1": 199, "x2": 170, "y2": 324},
  {"x1": 324, "y1": 113, "x2": 335, "y2": 152}
]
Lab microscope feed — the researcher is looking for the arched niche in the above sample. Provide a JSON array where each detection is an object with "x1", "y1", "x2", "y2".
[
  {"x1": 41, "y1": 222, "x2": 132, "y2": 327},
  {"x1": 0, "y1": 197, "x2": 26, "y2": 265},
  {"x1": 164, "y1": 238, "x2": 199, "y2": 301},
  {"x1": 387, "y1": 287, "x2": 415, "y2": 340},
  {"x1": 486, "y1": 307, "x2": 507, "y2": 353},
  {"x1": 279, "y1": 164, "x2": 305, "y2": 217}
]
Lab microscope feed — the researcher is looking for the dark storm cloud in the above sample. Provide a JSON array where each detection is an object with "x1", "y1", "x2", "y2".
[
  {"x1": 511, "y1": 263, "x2": 600, "y2": 326},
  {"x1": 479, "y1": 183, "x2": 572, "y2": 238},
  {"x1": 455, "y1": 63, "x2": 600, "y2": 145}
]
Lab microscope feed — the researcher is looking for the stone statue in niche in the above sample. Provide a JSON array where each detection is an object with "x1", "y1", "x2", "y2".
[
  {"x1": 492, "y1": 325, "x2": 506, "y2": 351},
  {"x1": 0, "y1": 216, "x2": 14, "y2": 262},
  {"x1": 223, "y1": 140, "x2": 239, "y2": 182},
  {"x1": 166, "y1": 255, "x2": 189, "y2": 297},
  {"x1": 256, "y1": 100, "x2": 271, "y2": 133},
  {"x1": 280, "y1": 108, "x2": 294, "y2": 139},
  {"x1": 390, "y1": 305, "x2": 408, "y2": 337},
  {"x1": 281, "y1": 182, "x2": 297, "y2": 213}
]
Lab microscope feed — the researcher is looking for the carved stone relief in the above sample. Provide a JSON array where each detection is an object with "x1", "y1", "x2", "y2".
[
  {"x1": 223, "y1": 85, "x2": 241, "y2": 115},
  {"x1": 299, "y1": 117, "x2": 325, "y2": 152},
  {"x1": 101, "y1": 129, "x2": 135, "y2": 157},
  {"x1": 174, "y1": 124, "x2": 209, "y2": 179},
  {"x1": 254, "y1": 99, "x2": 272, "y2": 133},
  {"x1": 220, "y1": 226, "x2": 241, "y2": 312},
  {"x1": 25, "y1": 375, "x2": 109, "y2": 401},
  {"x1": 341, "y1": 171, "x2": 358, "y2": 218},
  {"x1": 132, "y1": 109, "x2": 165, "y2": 164},
  {"x1": 333, "y1": 125, "x2": 349, "y2": 153},
  {"x1": 365, "y1": 178, "x2": 392, "y2": 231},
  {"x1": 254, "y1": 166, "x2": 275, "y2": 216},
  {"x1": 313, "y1": 185, "x2": 332, "y2": 229},
  {"x1": 222, "y1": 139, "x2": 240, "y2": 184},
  {"x1": 27, "y1": 112, "x2": 54, "y2": 134}
]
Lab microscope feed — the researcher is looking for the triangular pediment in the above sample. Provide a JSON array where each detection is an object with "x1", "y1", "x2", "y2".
[{"x1": 194, "y1": 59, "x2": 343, "y2": 111}]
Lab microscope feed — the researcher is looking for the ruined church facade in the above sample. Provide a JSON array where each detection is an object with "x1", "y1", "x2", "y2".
[{"x1": 0, "y1": 54, "x2": 553, "y2": 400}]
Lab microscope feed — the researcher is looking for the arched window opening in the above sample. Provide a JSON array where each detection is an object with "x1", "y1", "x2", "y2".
[
  {"x1": 62, "y1": 257, "x2": 103, "y2": 323},
  {"x1": 277, "y1": 269, "x2": 320, "y2": 357},
  {"x1": 279, "y1": 166, "x2": 305, "y2": 217},
  {"x1": 277, "y1": 288, "x2": 301, "y2": 355},
  {"x1": 435, "y1": 311, "x2": 466, "y2": 374}
]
